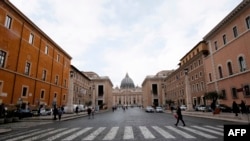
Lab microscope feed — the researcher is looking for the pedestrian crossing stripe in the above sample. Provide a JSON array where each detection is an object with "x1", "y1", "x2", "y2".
[
  {"x1": 0, "y1": 125, "x2": 223, "y2": 141},
  {"x1": 165, "y1": 126, "x2": 196, "y2": 138}
]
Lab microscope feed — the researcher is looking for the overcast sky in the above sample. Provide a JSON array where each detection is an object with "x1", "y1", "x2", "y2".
[{"x1": 9, "y1": 0, "x2": 242, "y2": 87}]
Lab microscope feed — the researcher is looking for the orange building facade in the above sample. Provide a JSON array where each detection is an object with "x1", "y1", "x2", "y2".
[
  {"x1": 165, "y1": 42, "x2": 208, "y2": 109},
  {"x1": 203, "y1": 0, "x2": 250, "y2": 106},
  {"x1": 0, "y1": 0, "x2": 72, "y2": 110}
]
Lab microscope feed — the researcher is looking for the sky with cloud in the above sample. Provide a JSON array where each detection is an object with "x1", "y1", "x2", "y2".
[{"x1": 9, "y1": 0, "x2": 242, "y2": 87}]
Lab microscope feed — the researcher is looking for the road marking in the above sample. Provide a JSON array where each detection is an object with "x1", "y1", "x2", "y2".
[
  {"x1": 22, "y1": 128, "x2": 66, "y2": 141},
  {"x1": 103, "y1": 127, "x2": 119, "y2": 140},
  {"x1": 123, "y1": 126, "x2": 134, "y2": 140},
  {"x1": 5, "y1": 128, "x2": 54, "y2": 141},
  {"x1": 205, "y1": 125, "x2": 223, "y2": 131},
  {"x1": 62, "y1": 127, "x2": 92, "y2": 141},
  {"x1": 0, "y1": 129, "x2": 40, "y2": 140},
  {"x1": 192, "y1": 126, "x2": 223, "y2": 136},
  {"x1": 165, "y1": 126, "x2": 196, "y2": 138},
  {"x1": 179, "y1": 126, "x2": 217, "y2": 139},
  {"x1": 139, "y1": 126, "x2": 155, "y2": 139},
  {"x1": 45, "y1": 128, "x2": 79, "y2": 141},
  {"x1": 83, "y1": 127, "x2": 106, "y2": 140},
  {"x1": 152, "y1": 126, "x2": 175, "y2": 139}
]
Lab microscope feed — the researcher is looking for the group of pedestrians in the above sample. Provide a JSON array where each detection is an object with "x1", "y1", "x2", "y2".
[
  {"x1": 53, "y1": 105, "x2": 64, "y2": 121},
  {"x1": 232, "y1": 100, "x2": 247, "y2": 117}
]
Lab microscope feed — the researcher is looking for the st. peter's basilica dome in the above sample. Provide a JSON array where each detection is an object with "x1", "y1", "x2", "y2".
[{"x1": 120, "y1": 73, "x2": 135, "y2": 89}]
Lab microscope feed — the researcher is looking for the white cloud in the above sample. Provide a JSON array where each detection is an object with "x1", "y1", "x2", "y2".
[{"x1": 9, "y1": 0, "x2": 242, "y2": 87}]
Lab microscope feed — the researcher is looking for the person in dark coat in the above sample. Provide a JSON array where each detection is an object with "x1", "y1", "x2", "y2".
[
  {"x1": 87, "y1": 107, "x2": 92, "y2": 119},
  {"x1": 175, "y1": 105, "x2": 186, "y2": 126},
  {"x1": 58, "y1": 106, "x2": 63, "y2": 121},
  {"x1": 75, "y1": 106, "x2": 79, "y2": 114},
  {"x1": 53, "y1": 105, "x2": 58, "y2": 120},
  {"x1": 232, "y1": 101, "x2": 240, "y2": 117},
  {"x1": 211, "y1": 100, "x2": 216, "y2": 112},
  {"x1": 240, "y1": 100, "x2": 247, "y2": 114}
]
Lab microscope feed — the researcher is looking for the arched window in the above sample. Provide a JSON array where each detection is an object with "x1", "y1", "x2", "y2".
[
  {"x1": 227, "y1": 62, "x2": 233, "y2": 75},
  {"x1": 218, "y1": 66, "x2": 223, "y2": 78},
  {"x1": 238, "y1": 56, "x2": 246, "y2": 72}
]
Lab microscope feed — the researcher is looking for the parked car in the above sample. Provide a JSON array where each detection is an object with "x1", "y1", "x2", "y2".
[
  {"x1": 195, "y1": 105, "x2": 206, "y2": 111},
  {"x1": 14, "y1": 109, "x2": 33, "y2": 119},
  {"x1": 40, "y1": 108, "x2": 52, "y2": 116},
  {"x1": 217, "y1": 104, "x2": 232, "y2": 112},
  {"x1": 180, "y1": 105, "x2": 187, "y2": 111},
  {"x1": 31, "y1": 109, "x2": 39, "y2": 116},
  {"x1": 145, "y1": 106, "x2": 154, "y2": 113},
  {"x1": 155, "y1": 106, "x2": 163, "y2": 113}
]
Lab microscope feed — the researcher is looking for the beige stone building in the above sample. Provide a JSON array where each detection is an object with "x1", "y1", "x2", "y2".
[
  {"x1": 83, "y1": 72, "x2": 113, "y2": 110},
  {"x1": 112, "y1": 73, "x2": 142, "y2": 107},
  {"x1": 142, "y1": 70, "x2": 173, "y2": 108},
  {"x1": 203, "y1": 0, "x2": 250, "y2": 107},
  {"x1": 69, "y1": 65, "x2": 91, "y2": 106}
]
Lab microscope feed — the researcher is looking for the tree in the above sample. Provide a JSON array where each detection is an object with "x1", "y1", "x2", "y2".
[{"x1": 204, "y1": 91, "x2": 225, "y2": 101}]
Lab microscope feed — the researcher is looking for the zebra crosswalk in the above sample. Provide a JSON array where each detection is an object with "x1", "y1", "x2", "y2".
[{"x1": 0, "y1": 125, "x2": 224, "y2": 141}]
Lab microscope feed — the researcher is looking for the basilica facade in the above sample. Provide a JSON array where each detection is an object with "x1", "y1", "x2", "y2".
[{"x1": 112, "y1": 73, "x2": 143, "y2": 107}]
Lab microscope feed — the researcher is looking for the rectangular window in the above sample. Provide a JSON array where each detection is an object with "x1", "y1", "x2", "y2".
[
  {"x1": 40, "y1": 90, "x2": 45, "y2": 99},
  {"x1": 233, "y1": 26, "x2": 238, "y2": 38},
  {"x1": 244, "y1": 85, "x2": 250, "y2": 96},
  {"x1": 57, "y1": 54, "x2": 60, "y2": 62},
  {"x1": 22, "y1": 86, "x2": 28, "y2": 97},
  {"x1": 0, "y1": 50, "x2": 7, "y2": 68},
  {"x1": 0, "y1": 81, "x2": 3, "y2": 95},
  {"x1": 246, "y1": 16, "x2": 250, "y2": 29},
  {"x1": 98, "y1": 85, "x2": 104, "y2": 97},
  {"x1": 54, "y1": 93, "x2": 57, "y2": 98},
  {"x1": 223, "y1": 34, "x2": 227, "y2": 45},
  {"x1": 42, "y1": 70, "x2": 46, "y2": 81},
  {"x1": 232, "y1": 87, "x2": 237, "y2": 98},
  {"x1": 55, "y1": 75, "x2": 58, "y2": 85},
  {"x1": 29, "y1": 33, "x2": 34, "y2": 44},
  {"x1": 64, "y1": 79, "x2": 67, "y2": 87},
  {"x1": 200, "y1": 81, "x2": 204, "y2": 91},
  {"x1": 152, "y1": 84, "x2": 158, "y2": 95},
  {"x1": 4, "y1": 15, "x2": 12, "y2": 29},
  {"x1": 214, "y1": 41, "x2": 218, "y2": 50},
  {"x1": 221, "y1": 90, "x2": 226, "y2": 99},
  {"x1": 209, "y1": 73, "x2": 212, "y2": 82},
  {"x1": 45, "y1": 45, "x2": 49, "y2": 54},
  {"x1": 25, "y1": 62, "x2": 31, "y2": 75}
]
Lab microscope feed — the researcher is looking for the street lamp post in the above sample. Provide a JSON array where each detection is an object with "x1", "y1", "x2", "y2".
[{"x1": 184, "y1": 68, "x2": 193, "y2": 111}]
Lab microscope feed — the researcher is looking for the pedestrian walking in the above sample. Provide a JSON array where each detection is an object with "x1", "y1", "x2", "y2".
[
  {"x1": 87, "y1": 107, "x2": 92, "y2": 119},
  {"x1": 0, "y1": 103, "x2": 6, "y2": 118},
  {"x1": 75, "y1": 106, "x2": 79, "y2": 114},
  {"x1": 210, "y1": 99, "x2": 216, "y2": 113},
  {"x1": 240, "y1": 100, "x2": 247, "y2": 114},
  {"x1": 58, "y1": 106, "x2": 63, "y2": 121},
  {"x1": 91, "y1": 107, "x2": 95, "y2": 119},
  {"x1": 175, "y1": 105, "x2": 185, "y2": 127},
  {"x1": 232, "y1": 101, "x2": 240, "y2": 117},
  {"x1": 53, "y1": 105, "x2": 58, "y2": 120}
]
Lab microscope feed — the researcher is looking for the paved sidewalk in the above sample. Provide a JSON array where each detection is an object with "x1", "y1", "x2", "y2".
[{"x1": 167, "y1": 110, "x2": 250, "y2": 124}]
